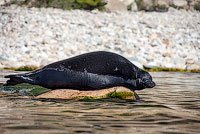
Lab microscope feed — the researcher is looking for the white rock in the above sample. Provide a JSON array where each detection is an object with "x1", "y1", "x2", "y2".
[
  {"x1": 0, "y1": 0, "x2": 6, "y2": 6},
  {"x1": 127, "y1": 57, "x2": 143, "y2": 69},
  {"x1": 170, "y1": 0, "x2": 188, "y2": 8},
  {"x1": 105, "y1": 0, "x2": 130, "y2": 12},
  {"x1": 131, "y1": 1, "x2": 138, "y2": 11}
]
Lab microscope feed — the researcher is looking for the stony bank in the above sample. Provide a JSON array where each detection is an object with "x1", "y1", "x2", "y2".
[{"x1": 0, "y1": 4, "x2": 200, "y2": 70}]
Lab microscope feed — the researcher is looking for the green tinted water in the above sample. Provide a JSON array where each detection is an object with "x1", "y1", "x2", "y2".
[{"x1": 0, "y1": 70, "x2": 200, "y2": 134}]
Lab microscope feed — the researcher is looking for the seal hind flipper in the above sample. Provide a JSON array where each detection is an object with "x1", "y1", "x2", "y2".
[
  {"x1": 4, "y1": 74, "x2": 34, "y2": 86},
  {"x1": 4, "y1": 75, "x2": 23, "y2": 86}
]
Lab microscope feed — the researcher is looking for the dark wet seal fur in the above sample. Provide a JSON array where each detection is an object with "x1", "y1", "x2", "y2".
[{"x1": 4, "y1": 51, "x2": 156, "y2": 91}]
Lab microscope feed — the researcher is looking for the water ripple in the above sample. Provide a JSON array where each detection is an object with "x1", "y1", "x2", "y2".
[{"x1": 0, "y1": 71, "x2": 200, "y2": 133}]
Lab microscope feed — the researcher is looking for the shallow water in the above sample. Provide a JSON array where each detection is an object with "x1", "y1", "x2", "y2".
[{"x1": 0, "y1": 70, "x2": 200, "y2": 134}]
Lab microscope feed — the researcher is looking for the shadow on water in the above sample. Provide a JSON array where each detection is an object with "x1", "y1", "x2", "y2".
[{"x1": 0, "y1": 70, "x2": 200, "y2": 134}]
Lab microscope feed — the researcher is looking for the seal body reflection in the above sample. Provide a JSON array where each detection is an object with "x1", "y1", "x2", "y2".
[{"x1": 5, "y1": 51, "x2": 156, "y2": 90}]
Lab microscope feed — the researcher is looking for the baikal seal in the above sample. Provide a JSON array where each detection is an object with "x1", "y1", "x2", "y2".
[{"x1": 5, "y1": 51, "x2": 156, "y2": 91}]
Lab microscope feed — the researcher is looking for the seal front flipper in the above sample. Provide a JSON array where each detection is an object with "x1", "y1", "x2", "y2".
[{"x1": 86, "y1": 73, "x2": 126, "y2": 90}]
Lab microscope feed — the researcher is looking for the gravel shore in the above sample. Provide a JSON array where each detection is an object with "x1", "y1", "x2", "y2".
[{"x1": 0, "y1": 5, "x2": 200, "y2": 70}]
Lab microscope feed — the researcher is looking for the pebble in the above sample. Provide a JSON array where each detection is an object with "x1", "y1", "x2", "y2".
[{"x1": 0, "y1": 5, "x2": 199, "y2": 70}]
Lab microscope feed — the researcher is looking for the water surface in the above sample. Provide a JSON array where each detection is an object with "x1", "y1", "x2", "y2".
[{"x1": 0, "y1": 70, "x2": 200, "y2": 134}]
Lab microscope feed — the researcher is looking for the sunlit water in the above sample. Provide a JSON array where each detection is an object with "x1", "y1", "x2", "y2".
[{"x1": 0, "y1": 70, "x2": 200, "y2": 134}]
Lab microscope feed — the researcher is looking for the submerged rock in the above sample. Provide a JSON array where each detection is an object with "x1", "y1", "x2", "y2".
[
  {"x1": 1, "y1": 83, "x2": 139, "y2": 100},
  {"x1": 0, "y1": 91, "x2": 19, "y2": 98},
  {"x1": 1, "y1": 83, "x2": 51, "y2": 96}
]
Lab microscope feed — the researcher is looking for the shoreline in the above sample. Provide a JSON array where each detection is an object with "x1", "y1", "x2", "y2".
[{"x1": 0, "y1": 5, "x2": 200, "y2": 70}]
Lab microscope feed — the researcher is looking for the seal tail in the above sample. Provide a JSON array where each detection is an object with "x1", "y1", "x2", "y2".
[{"x1": 4, "y1": 74, "x2": 29, "y2": 86}]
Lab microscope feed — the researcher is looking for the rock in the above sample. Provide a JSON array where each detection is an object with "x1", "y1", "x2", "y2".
[
  {"x1": 186, "y1": 64, "x2": 200, "y2": 70},
  {"x1": 136, "y1": 0, "x2": 170, "y2": 11},
  {"x1": 143, "y1": 64, "x2": 161, "y2": 69},
  {"x1": 105, "y1": 0, "x2": 133, "y2": 12},
  {"x1": 142, "y1": 21, "x2": 158, "y2": 29},
  {"x1": 40, "y1": 59, "x2": 51, "y2": 66},
  {"x1": 162, "y1": 52, "x2": 171, "y2": 57},
  {"x1": 0, "y1": 92, "x2": 19, "y2": 98},
  {"x1": 170, "y1": 0, "x2": 188, "y2": 8},
  {"x1": 136, "y1": 0, "x2": 155, "y2": 11},
  {"x1": 121, "y1": 0, "x2": 134, "y2": 6},
  {"x1": 168, "y1": 6, "x2": 179, "y2": 12},
  {"x1": 127, "y1": 57, "x2": 143, "y2": 69},
  {"x1": 131, "y1": 0, "x2": 138, "y2": 11},
  {"x1": 162, "y1": 39, "x2": 169, "y2": 45},
  {"x1": 193, "y1": 1, "x2": 200, "y2": 11},
  {"x1": 165, "y1": 63, "x2": 174, "y2": 68},
  {"x1": 0, "y1": 0, "x2": 6, "y2": 6},
  {"x1": 157, "y1": 0, "x2": 170, "y2": 11},
  {"x1": 0, "y1": 63, "x2": 5, "y2": 68},
  {"x1": 157, "y1": 0, "x2": 170, "y2": 6},
  {"x1": 186, "y1": 58, "x2": 195, "y2": 64},
  {"x1": 173, "y1": 58, "x2": 185, "y2": 65},
  {"x1": 190, "y1": 0, "x2": 200, "y2": 6},
  {"x1": 36, "y1": 86, "x2": 138, "y2": 100}
]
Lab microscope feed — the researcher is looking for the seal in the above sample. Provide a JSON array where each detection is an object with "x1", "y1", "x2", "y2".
[{"x1": 4, "y1": 51, "x2": 155, "y2": 91}]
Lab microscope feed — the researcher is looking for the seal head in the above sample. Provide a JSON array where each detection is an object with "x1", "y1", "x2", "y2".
[{"x1": 135, "y1": 71, "x2": 155, "y2": 90}]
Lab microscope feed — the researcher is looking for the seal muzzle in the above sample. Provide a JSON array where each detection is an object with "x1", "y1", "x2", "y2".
[{"x1": 144, "y1": 80, "x2": 156, "y2": 88}]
